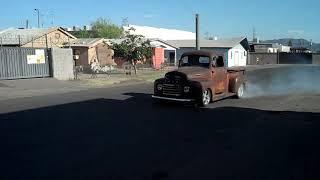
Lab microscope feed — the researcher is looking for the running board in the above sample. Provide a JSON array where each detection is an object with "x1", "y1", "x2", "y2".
[{"x1": 213, "y1": 93, "x2": 236, "y2": 101}]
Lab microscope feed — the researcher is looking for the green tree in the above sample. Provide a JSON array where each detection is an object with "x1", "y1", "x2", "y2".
[
  {"x1": 91, "y1": 18, "x2": 123, "y2": 39},
  {"x1": 111, "y1": 29, "x2": 153, "y2": 75},
  {"x1": 72, "y1": 30, "x2": 93, "y2": 38},
  {"x1": 72, "y1": 18, "x2": 123, "y2": 39}
]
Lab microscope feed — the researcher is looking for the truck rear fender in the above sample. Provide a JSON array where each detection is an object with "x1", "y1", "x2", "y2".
[{"x1": 228, "y1": 71, "x2": 246, "y2": 93}]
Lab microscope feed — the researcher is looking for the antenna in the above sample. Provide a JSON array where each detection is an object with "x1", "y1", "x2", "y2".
[
  {"x1": 50, "y1": 11, "x2": 55, "y2": 27},
  {"x1": 26, "y1": 19, "x2": 29, "y2": 29},
  {"x1": 253, "y1": 26, "x2": 256, "y2": 41}
]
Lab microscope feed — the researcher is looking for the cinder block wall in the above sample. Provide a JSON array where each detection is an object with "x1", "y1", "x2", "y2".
[
  {"x1": 248, "y1": 53, "x2": 278, "y2": 65},
  {"x1": 313, "y1": 54, "x2": 320, "y2": 64},
  {"x1": 51, "y1": 48, "x2": 74, "y2": 80}
]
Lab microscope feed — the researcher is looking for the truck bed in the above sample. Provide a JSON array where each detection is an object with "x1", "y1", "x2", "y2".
[{"x1": 227, "y1": 66, "x2": 246, "y2": 72}]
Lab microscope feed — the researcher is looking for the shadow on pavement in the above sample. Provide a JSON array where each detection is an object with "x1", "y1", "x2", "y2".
[{"x1": 0, "y1": 93, "x2": 320, "y2": 180}]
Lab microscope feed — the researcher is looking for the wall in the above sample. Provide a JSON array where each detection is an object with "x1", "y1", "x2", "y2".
[
  {"x1": 248, "y1": 53, "x2": 278, "y2": 65},
  {"x1": 51, "y1": 48, "x2": 74, "y2": 80},
  {"x1": 88, "y1": 47, "x2": 97, "y2": 64},
  {"x1": 279, "y1": 53, "x2": 312, "y2": 64},
  {"x1": 73, "y1": 47, "x2": 89, "y2": 66},
  {"x1": 313, "y1": 54, "x2": 320, "y2": 64},
  {"x1": 96, "y1": 43, "x2": 115, "y2": 66},
  {"x1": 73, "y1": 43, "x2": 115, "y2": 67},
  {"x1": 23, "y1": 29, "x2": 75, "y2": 48},
  {"x1": 248, "y1": 52, "x2": 314, "y2": 65},
  {"x1": 153, "y1": 48, "x2": 164, "y2": 69}
]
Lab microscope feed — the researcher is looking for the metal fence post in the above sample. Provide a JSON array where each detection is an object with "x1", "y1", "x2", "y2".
[
  {"x1": 18, "y1": 35, "x2": 21, "y2": 46},
  {"x1": 31, "y1": 37, "x2": 34, "y2": 48},
  {"x1": 0, "y1": 37, "x2": 2, "y2": 47}
]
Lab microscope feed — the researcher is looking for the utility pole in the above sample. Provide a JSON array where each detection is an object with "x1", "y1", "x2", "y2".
[
  {"x1": 195, "y1": 14, "x2": 200, "y2": 50},
  {"x1": 35, "y1": 9, "x2": 40, "y2": 28}
]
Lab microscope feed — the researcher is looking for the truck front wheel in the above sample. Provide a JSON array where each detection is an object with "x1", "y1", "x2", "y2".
[{"x1": 200, "y1": 89, "x2": 212, "y2": 106}]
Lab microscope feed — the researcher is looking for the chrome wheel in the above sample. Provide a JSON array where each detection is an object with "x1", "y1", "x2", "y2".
[
  {"x1": 237, "y1": 84, "x2": 245, "y2": 98},
  {"x1": 202, "y1": 89, "x2": 211, "y2": 106}
]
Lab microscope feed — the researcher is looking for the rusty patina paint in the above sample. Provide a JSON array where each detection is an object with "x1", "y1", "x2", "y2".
[{"x1": 153, "y1": 50, "x2": 246, "y2": 104}]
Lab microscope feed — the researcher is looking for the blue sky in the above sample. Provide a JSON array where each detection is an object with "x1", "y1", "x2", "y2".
[{"x1": 1, "y1": 0, "x2": 319, "y2": 42}]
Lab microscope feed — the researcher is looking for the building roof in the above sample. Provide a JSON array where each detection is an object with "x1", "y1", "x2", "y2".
[
  {"x1": 166, "y1": 37, "x2": 247, "y2": 49},
  {"x1": 70, "y1": 38, "x2": 104, "y2": 48},
  {"x1": 0, "y1": 27, "x2": 76, "y2": 45},
  {"x1": 123, "y1": 24, "x2": 196, "y2": 40},
  {"x1": 105, "y1": 39, "x2": 125, "y2": 45}
]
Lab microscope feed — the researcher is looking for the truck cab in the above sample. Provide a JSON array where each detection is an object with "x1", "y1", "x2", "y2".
[{"x1": 152, "y1": 50, "x2": 246, "y2": 106}]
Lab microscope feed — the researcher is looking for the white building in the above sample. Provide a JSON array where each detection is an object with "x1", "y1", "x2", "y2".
[
  {"x1": 166, "y1": 37, "x2": 250, "y2": 67},
  {"x1": 273, "y1": 44, "x2": 291, "y2": 52},
  {"x1": 123, "y1": 24, "x2": 196, "y2": 40},
  {"x1": 250, "y1": 42, "x2": 291, "y2": 53}
]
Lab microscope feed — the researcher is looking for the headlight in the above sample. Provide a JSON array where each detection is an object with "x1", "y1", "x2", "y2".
[
  {"x1": 157, "y1": 84, "x2": 163, "y2": 91},
  {"x1": 184, "y1": 86, "x2": 190, "y2": 93}
]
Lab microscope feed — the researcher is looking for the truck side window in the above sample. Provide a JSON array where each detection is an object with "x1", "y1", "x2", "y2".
[{"x1": 216, "y1": 56, "x2": 224, "y2": 67}]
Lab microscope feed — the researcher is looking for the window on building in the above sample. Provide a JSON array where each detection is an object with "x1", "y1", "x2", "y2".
[{"x1": 230, "y1": 52, "x2": 233, "y2": 59}]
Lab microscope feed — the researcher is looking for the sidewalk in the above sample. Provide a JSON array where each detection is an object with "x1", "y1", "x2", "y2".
[
  {"x1": 74, "y1": 69, "x2": 166, "y2": 87},
  {"x1": 0, "y1": 78, "x2": 88, "y2": 101},
  {"x1": 0, "y1": 69, "x2": 167, "y2": 101}
]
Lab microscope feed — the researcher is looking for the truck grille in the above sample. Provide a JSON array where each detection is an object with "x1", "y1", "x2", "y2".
[{"x1": 163, "y1": 84, "x2": 182, "y2": 96}]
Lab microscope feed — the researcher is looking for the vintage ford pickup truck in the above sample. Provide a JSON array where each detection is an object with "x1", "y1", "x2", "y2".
[{"x1": 152, "y1": 50, "x2": 246, "y2": 106}]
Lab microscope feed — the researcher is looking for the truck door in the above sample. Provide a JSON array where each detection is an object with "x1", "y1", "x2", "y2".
[{"x1": 213, "y1": 56, "x2": 228, "y2": 94}]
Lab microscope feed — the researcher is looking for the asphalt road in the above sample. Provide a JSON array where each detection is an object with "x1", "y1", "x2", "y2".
[{"x1": 1, "y1": 66, "x2": 320, "y2": 180}]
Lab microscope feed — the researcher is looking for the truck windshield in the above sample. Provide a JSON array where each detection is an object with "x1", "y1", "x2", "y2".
[{"x1": 180, "y1": 55, "x2": 210, "y2": 67}]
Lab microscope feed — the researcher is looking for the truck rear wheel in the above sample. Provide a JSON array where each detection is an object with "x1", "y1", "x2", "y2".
[{"x1": 236, "y1": 83, "x2": 245, "y2": 99}]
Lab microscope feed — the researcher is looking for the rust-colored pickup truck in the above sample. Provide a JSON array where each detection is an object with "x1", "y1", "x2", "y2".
[{"x1": 152, "y1": 50, "x2": 246, "y2": 106}]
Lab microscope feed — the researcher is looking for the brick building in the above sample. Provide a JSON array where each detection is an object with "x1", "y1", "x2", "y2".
[{"x1": 70, "y1": 38, "x2": 115, "y2": 67}]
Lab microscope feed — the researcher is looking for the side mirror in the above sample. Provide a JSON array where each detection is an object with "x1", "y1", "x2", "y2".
[{"x1": 211, "y1": 59, "x2": 216, "y2": 68}]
